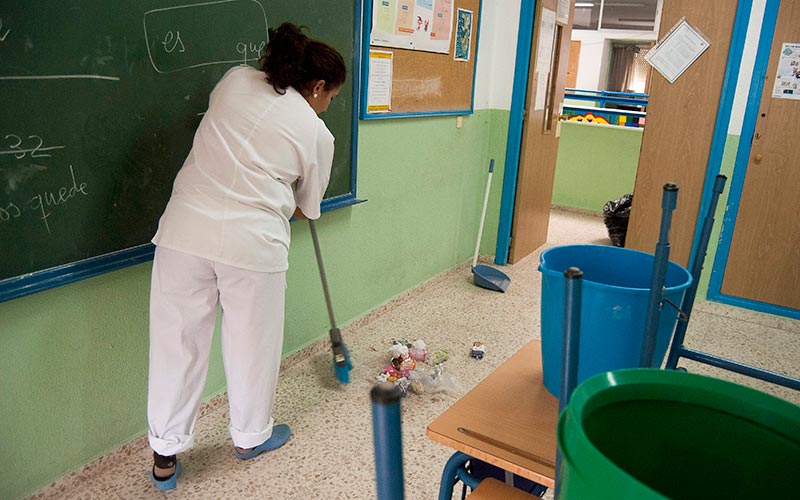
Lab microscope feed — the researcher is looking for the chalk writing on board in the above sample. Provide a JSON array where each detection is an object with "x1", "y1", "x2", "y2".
[
  {"x1": 0, "y1": 74, "x2": 120, "y2": 81},
  {"x1": 1, "y1": 135, "x2": 65, "y2": 160},
  {"x1": 25, "y1": 165, "x2": 89, "y2": 234},
  {"x1": 143, "y1": 0, "x2": 268, "y2": 74},
  {"x1": 162, "y1": 31, "x2": 186, "y2": 53},
  {"x1": 236, "y1": 41, "x2": 266, "y2": 66},
  {"x1": 0, "y1": 16, "x2": 10, "y2": 42},
  {"x1": 0, "y1": 202, "x2": 21, "y2": 222}
]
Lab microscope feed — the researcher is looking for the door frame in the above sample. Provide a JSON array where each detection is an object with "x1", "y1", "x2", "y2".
[
  {"x1": 495, "y1": 0, "x2": 538, "y2": 265},
  {"x1": 707, "y1": 0, "x2": 799, "y2": 320},
  {"x1": 496, "y1": 0, "x2": 768, "y2": 297}
]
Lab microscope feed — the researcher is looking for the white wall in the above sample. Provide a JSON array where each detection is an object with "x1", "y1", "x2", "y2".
[
  {"x1": 571, "y1": 29, "x2": 657, "y2": 90},
  {"x1": 475, "y1": 3, "x2": 658, "y2": 108},
  {"x1": 474, "y1": 0, "x2": 521, "y2": 110},
  {"x1": 729, "y1": 0, "x2": 766, "y2": 134}
]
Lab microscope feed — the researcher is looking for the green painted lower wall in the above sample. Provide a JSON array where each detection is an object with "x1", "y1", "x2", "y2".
[
  {"x1": 0, "y1": 109, "x2": 510, "y2": 500},
  {"x1": 696, "y1": 134, "x2": 739, "y2": 300},
  {"x1": 551, "y1": 121, "x2": 643, "y2": 213}
]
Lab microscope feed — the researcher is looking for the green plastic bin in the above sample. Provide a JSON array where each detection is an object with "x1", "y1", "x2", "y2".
[{"x1": 557, "y1": 369, "x2": 800, "y2": 499}]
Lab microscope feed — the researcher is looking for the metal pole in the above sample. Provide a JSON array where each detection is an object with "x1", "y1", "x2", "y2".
[
  {"x1": 666, "y1": 175, "x2": 726, "y2": 369},
  {"x1": 560, "y1": 267, "x2": 583, "y2": 412},
  {"x1": 640, "y1": 183, "x2": 678, "y2": 368},
  {"x1": 371, "y1": 383, "x2": 404, "y2": 500},
  {"x1": 556, "y1": 267, "x2": 583, "y2": 498},
  {"x1": 678, "y1": 348, "x2": 800, "y2": 390}
]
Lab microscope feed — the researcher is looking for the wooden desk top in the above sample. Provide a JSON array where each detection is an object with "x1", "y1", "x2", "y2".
[{"x1": 426, "y1": 340, "x2": 559, "y2": 487}]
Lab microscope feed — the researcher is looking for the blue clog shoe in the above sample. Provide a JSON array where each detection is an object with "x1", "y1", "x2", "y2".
[
  {"x1": 150, "y1": 462, "x2": 181, "y2": 491},
  {"x1": 235, "y1": 424, "x2": 292, "y2": 460}
]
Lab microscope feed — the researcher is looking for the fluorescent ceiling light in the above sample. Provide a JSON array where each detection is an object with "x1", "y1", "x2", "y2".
[{"x1": 575, "y1": 2, "x2": 595, "y2": 6}]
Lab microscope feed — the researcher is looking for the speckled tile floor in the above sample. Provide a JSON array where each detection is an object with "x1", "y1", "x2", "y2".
[{"x1": 26, "y1": 209, "x2": 799, "y2": 500}]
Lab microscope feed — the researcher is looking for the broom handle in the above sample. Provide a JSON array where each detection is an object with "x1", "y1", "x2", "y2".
[
  {"x1": 473, "y1": 159, "x2": 495, "y2": 269},
  {"x1": 308, "y1": 219, "x2": 337, "y2": 330}
]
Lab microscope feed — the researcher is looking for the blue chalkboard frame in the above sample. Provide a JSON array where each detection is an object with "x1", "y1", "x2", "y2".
[{"x1": 0, "y1": 1, "x2": 365, "y2": 304}]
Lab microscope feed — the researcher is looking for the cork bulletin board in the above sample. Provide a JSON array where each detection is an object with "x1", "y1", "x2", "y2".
[{"x1": 360, "y1": 0, "x2": 482, "y2": 118}]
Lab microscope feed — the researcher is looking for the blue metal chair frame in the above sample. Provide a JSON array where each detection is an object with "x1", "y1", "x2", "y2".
[{"x1": 663, "y1": 175, "x2": 800, "y2": 391}]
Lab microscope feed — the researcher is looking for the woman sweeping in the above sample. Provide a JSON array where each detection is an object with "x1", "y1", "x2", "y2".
[{"x1": 146, "y1": 23, "x2": 346, "y2": 490}]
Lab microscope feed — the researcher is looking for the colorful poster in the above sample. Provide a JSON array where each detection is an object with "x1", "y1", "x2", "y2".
[
  {"x1": 375, "y1": 0, "x2": 398, "y2": 34},
  {"x1": 771, "y1": 42, "x2": 800, "y2": 100},
  {"x1": 431, "y1": 0, "x2": 453, "y2": 41},
  {"x1": 395, "y1": 0, "x2": 415, "y2": 34},
  {"x1": 413, "y1": 0, "x2": 434, "y2": 37},
  {"x1": 370, "y1": 0, "x2": 453, "y2": 54},
  {"x1": 454, "y1": 8, "x2": 472, "y2": 61},
  {"x1": 367, "y1": 50, "x2": 393, "y2": 113}
]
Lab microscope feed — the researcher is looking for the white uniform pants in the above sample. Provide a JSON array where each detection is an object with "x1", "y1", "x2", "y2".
[{"x1": 147, "y1": 246, "x2": 286, "y2": 456}]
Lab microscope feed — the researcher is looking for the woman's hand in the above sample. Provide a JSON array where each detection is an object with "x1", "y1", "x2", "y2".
[{"x1": 292, "y1": 207, "x2": 309, "y2": 220}]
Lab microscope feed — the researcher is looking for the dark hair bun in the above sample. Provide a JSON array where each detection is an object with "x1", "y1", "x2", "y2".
[
  {"x1": 261, "y1": 22, "x2": 346, "y2": 96},
  {"x1": 263, "y1": 23, "x2": 310, "y2": 93}
]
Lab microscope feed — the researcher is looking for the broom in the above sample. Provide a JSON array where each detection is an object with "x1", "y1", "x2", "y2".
[{"x1": 308, "y1": 219, "x2": 353, "y2": 384}]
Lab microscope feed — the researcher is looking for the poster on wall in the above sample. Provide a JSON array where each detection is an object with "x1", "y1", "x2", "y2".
[
  {"x1": 371, "y1": 0, "x2": 454, "y2": 54},
  {"x1": 645, "y1": 18, "x2": 710, "y2": 84},
  {"x1": 556, "y1": 0, "x2": 570, "y2": 24},
  {"x1": 454, "y1": 8, "x2": 473, "y2": 61},
  {"x1": 367, "y1": 50, "x2": 393, "y2": 113},
  {"x1": 771, "y1": 42, "x2": 800, "y2": 100},
  {"x1": 534, "y1": 8, "x2": 556, "y2": 111}
]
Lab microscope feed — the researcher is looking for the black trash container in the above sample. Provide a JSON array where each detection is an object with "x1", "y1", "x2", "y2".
[{"x1": 602, "y1": 193, "x2": 633, "y2": 247}]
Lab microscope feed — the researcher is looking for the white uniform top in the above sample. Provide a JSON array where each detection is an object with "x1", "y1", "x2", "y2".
[{"x1": 152, "y1": 66, "x2": 334, "y2": 272}]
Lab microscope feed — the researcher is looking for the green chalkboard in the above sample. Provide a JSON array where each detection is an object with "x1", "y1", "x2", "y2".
[{"x1": 0, "y1": 0, "x2": 359, "y2": 301}]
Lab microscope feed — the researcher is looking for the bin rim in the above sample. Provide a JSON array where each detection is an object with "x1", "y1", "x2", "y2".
[
  {"x1": 572, "y1": 369, "x2": 800, "y2": 434},
  {"x1": 538, "y1": 244, "x2": 692, "y2": 295},
  {"x1": 559, "y1": 368, "x2": 800, "y2": 498},
  {"x1": 557, "y1": 404, "x2": 670, "y2": 499}
]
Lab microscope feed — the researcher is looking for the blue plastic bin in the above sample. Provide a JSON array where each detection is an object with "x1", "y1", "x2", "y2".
[{"x1": 538, "y1": 245, "x2": 691, "y2": 398}]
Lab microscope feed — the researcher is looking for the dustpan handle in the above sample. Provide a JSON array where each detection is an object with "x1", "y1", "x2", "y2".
[{"x1": 473, "y1": 159, "x2": 495, "y2": 269}]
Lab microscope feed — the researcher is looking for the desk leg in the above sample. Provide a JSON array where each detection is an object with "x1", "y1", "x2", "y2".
[{"x1": 437, "y1": 451, "x2": 480, "y2": 500}]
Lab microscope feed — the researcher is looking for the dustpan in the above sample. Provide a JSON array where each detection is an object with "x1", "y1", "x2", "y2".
[
  {"x1": 471, "y1": 159, "x2": 511, "y2": 292},
  {"x1": 473, "y1": 264, "x2": 511, "y2": 292}
]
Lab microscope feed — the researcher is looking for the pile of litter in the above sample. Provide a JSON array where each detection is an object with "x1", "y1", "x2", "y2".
[{"x1": 375, "y1": 339, "x2": 486, "y2": 397}]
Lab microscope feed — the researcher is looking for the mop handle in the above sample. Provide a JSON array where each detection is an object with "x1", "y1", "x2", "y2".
[
  {"x1": 308, "y1": 219, "x2": 337, "y2": 330},
  {"x1": 472, "y1": 159, "x2": 495, "y2": 269}
]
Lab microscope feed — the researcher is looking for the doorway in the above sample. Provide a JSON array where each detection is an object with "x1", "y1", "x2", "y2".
[
  {"x1": 708, "y1": 0, "x2": 800, "y2": 320},
  {"x1": 496, "y1": 0, "x2": 664, "y2": 264},
  {"x1": 496, "y1": 0, "x2": 756, "y2": 288}
]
